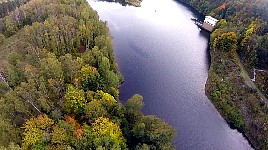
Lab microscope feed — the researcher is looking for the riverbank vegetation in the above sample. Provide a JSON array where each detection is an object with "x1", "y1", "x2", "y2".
[
  {"x1": 179, "y1": 0, "x2": 268, "y2": 149},
  {"x1": 124, "y1": 0, "x2": 142, "y2": 7},
  {"x1": 0, "y1": 0, "x2": 175, "y2": 149}
]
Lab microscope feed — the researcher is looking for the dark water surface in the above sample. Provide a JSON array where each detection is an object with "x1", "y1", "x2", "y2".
[{"x1": 88, "y1": 0, "x2": 253, "y2": 149}]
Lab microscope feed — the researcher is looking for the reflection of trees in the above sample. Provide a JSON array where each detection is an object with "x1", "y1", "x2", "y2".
[{"x1": 99, "y1": 0, "x2": 127, "y2": 6}]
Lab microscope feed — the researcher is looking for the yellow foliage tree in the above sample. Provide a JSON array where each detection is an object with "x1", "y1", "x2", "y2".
[
  {"x1": 64, "y1": 84, "x2": 86, "y2": 114},
  {"x1": 22, "y1": 114, "x2": 54, "y2": 148},
  {"x1": 92, "y1": 117, "x2": 125, "y2": 148}
]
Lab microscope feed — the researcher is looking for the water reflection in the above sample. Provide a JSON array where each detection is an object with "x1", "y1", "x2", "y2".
[{"x1": 99, "y1": 0, "x2": 127, "y2": 6}]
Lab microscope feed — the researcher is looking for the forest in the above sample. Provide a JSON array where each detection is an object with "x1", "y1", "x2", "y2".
[
  {"x1": 0, "y1": 0, "x2": 175, "y2": 149},
  {"x1": 178, "y1": 0, "x2": 268, "y2": 149}
]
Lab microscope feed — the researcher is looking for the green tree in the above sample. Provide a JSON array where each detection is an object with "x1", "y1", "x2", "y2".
[
  {"x1": 15, "y1": 79, "x2": 42, "y2": 114},
  {"x1": 51, "y1": 120, "x2": 75, "y2": 145},
  {"x1": 79, "y1": 64, "x2": 100, "y2": 91},
  {"x1": 0, "y1": 33, "x2": 5, "y2": 45},
  {"x1": 81, "y1": 124, "x2": 95, "y2": 149},
  {"x1": 64, "y1": 84, "x2": 86, "y2": 114},
  {"x1": 213, "y1": 32, "x2": 237, "y2": 52},
  {"x1": 40, "y1": 53, "x2": 64, "y2": 80},
  {"x1": 7, "y1": 52, "x2": 24, "y2": 87},
  {"x1": 60, "y1": 54, "x2": 83, "y2": 84},
  {"x1": 95, "y1": 90, "x2": 118, "y2": 114},
  {"x1": 135, "y1": 144, "x2": 150, "y2": 150},
  {"x1": 85, "y1": 99, "x2": 108, "y2": 121},
  {"x1": 124, "y1": 94, "x2": 144, "y2": 125},
  {"x1": 132, "y1": 115, "x2": 176, "y2": 149},
  {"x1": 0, "y1": 116, "x2": 21, "y2": 147},
  {"x1": 5, "y1": 17, "x2": 18, "y2": 36}
]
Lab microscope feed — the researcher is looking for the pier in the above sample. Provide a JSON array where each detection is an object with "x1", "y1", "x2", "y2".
[
  {"x1": 191, "y1": 16, "x2": 218, "y2": 33},
  {"x1": 194, "y1": 20, "x2": 203, "y2": 27}
]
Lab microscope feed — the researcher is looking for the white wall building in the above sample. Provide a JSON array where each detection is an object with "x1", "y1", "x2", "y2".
[
  {"x1": 204, "y1": 16, "x2": 219, "y2": 27},
  {"x1": 201, "y1": 16, "x2": 219, "y2": 32}
]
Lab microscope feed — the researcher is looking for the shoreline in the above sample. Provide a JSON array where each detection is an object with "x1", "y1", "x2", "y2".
[
  {"x1": 181, "y1": 1, "x2": 268, "y2": 149},
  {"x1": 175, "y1": 0, "x2": 259, "y2": 149},
  {"x1": 93, "y1": 0, "x2": 264, "y2": 148}
]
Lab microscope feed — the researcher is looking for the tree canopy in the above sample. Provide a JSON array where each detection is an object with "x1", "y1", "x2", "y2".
[{"x1": 0, "y1": 0, "x2": 175, "y2": 149}]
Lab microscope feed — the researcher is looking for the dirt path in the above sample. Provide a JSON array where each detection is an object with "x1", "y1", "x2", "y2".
[{"x1": 236, "y1": 56, "x2": 268, "y2": 102}]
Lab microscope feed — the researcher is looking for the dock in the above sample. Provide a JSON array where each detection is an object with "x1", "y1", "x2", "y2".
[
  {"x1": 194, "y1": 21, "x2": 203, "y2": 27},
  {"x1": 191, "y1": 16, "x2": 219, "y2": 33}
]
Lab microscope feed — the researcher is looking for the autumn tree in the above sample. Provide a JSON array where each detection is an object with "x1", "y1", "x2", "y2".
[
  {"x1": 213, "y1": 32, "x2": 237, "y2": 52},
  {"x1": 64, "y1": 84, "x2": 86, "y2": 114},
  {"x1": 22, "y1": 115, "x2": 54, "y2": 149},
  {"x1": 92, "y1": 117, "x2": 126, "y2": 149}
]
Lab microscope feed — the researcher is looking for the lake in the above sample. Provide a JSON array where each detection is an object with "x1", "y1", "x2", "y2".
[{"x1": 87, "y1": 0, "x2": 253, "y2": 149}]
